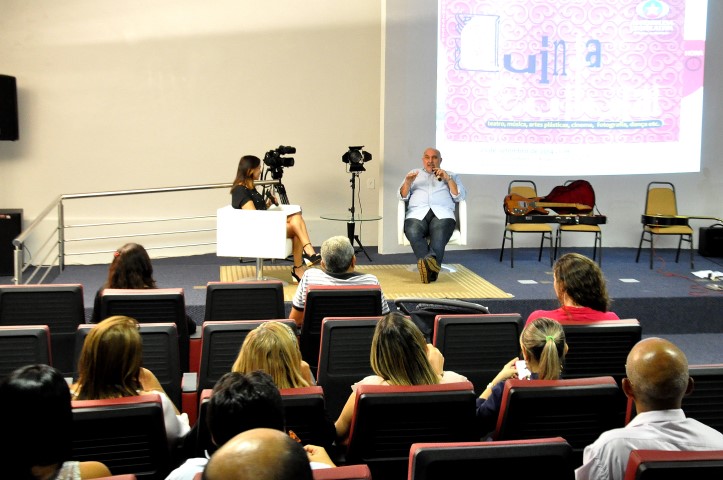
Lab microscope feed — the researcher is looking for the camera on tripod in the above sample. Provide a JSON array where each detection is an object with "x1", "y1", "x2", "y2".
[{"x1": 263, "y1": 145, "x2": 296, "y2": 179}]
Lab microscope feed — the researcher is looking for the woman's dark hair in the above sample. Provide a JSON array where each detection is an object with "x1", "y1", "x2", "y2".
[
  {"x1": 0, "y1": 364, "x2": 72, "y2": 479},
  {"x1": 206, "y1": 370, "x2": 285, "y2": 448},
  {"x1": 104, "y1": 242, "x2": 156, "y2": 289},
  {"x1": 554, "y1": 252, "x2": 610, "y2": 312},
  {"x1": 230, "y1": 155, "x2": 261, "y2": 192}
]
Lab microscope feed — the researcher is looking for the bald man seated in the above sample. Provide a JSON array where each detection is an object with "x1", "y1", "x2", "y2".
[
  {"x1": 203, "y1": 428, "x2": 313, "y2": 480},
  {"x1": 575, "y1": 337, "x2": 723, "y2": 480}
]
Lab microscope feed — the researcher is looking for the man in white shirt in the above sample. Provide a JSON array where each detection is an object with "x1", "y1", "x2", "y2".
[
  {"x1": 289, "y1": 235, "x2": 390, "y2": 328},
  {"x1": 575, "y1": 337, "x2": 723, "y2": 480},
  {"x1": 399, "y1": 147, "x2": 465, "y2": 283}
]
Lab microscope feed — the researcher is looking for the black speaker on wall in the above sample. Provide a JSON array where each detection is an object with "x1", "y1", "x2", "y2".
[
  {"x1": 0, "y1": 75, "x2": 19, "y2": 141},
  {"x1": 0, "y1": 210, "x2": 22, "y2": 276}
]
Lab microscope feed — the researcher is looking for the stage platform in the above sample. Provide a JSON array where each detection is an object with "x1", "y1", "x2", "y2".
[{"x1": 16, "y1": 247, "x2": 723, "y2": 364}]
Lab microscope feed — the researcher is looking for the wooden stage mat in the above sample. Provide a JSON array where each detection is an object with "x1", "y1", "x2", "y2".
[{"x1": 220, "y1": 264, "x2": 514, "y2": 301}]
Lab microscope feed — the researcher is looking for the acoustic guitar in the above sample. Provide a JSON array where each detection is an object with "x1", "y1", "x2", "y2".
[
  {"x1": 504, "y1": 193, "x2": 592, "y2": 216},
  {"x1": 642, "y1": 214, "x2": 723, "y2": 226}
]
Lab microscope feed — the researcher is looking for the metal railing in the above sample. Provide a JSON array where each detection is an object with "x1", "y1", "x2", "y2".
[{"x1": 11, "y1": 180, "x2": 279, "y2": 285}]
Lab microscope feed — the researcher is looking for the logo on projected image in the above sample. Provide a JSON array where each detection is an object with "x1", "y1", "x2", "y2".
[{"x1": 636, "y1": 1, "x2": 670, "y2": 20}]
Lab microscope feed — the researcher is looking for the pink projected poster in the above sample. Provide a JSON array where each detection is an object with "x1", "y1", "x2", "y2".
[{"x1": 438, "y1": 0, "x2": 704, "y2": 145}]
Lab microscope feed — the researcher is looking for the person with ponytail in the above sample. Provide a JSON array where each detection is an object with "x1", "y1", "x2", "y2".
[{"x1": 475, "y1": 317, "x2": 568, "y2": 436}]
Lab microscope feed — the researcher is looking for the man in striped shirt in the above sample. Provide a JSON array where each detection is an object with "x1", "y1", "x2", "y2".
[{"x1": 289, "y1": 235, "x2": 390, "y2": 328}]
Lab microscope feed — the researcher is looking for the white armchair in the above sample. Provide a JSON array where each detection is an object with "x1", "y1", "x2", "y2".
[
  {"x1": 216, "y1": 205, "x2": 294, "y2": 281},
  {"x1": 397, "y1": 199, "x2": 467, "y2": 272}
]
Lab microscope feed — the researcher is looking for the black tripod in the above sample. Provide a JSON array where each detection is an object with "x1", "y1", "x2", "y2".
[{"x1": 348, "y1": 171, "x2": 372, "y2": 261}]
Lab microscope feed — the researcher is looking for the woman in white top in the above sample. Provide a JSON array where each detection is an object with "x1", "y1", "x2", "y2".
[
  {"x1": 71, "y1": 315, "x2": 190, "y2": 447},
  {"x1": 334, "y1": 312, "x2": 467, "y2": 444}
]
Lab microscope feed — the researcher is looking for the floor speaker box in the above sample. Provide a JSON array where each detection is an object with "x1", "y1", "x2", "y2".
[
  {"x1": 0, "y1": 75, "x2": 19, "y2": 141},
  {"x1": 0, "y1": 209, "x2": 22, "y2": 276},
  {"x1": 698, "y1": 224, "x2": 723, "y2": 258}
]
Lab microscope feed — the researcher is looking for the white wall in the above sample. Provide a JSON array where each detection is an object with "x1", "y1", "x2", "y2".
[
  {"x1": 1, "y1": 1, "x2": 721, "y2": 265},
  {"x1": 0, "y1": 1, "x2": 382, "y2": 263}
]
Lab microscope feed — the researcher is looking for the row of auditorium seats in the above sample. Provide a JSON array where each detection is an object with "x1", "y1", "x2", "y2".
[
  {"x1": 64, "y1": 375, "x2": 723, "y2": 479},
  {"x1": 2, "y1": 305, "x2": 723, "y2": 436},
  {"x1": 0, "y1": 281, "x2": 383, "y2": 377}
]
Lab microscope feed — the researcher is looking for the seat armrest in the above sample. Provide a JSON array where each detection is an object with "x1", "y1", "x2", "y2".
[{"x1": 398, "y1": 200, "x2": 408, "y2": 245}]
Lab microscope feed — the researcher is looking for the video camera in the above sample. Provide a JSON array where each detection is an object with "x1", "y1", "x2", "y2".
[{"x1": 263, "y1": 145, "x2": 296, "y2": 179}]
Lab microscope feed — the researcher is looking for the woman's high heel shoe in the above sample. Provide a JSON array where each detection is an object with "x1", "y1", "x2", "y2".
[
  {"x1": 302, "y1": 243, "x2": 321, "y2": 265},
  {"x1": 291, "y1": 265, "x2": 304, "y2": 283}
]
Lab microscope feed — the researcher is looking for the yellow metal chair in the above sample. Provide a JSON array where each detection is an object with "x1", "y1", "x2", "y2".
[
  {"x1": 635, "y1": 181, "x2": 694, "y2": 269},
  {"x1": 499, "y1": 180, "x2": 553, "y2": 268},
  {"x1": 554, "y1": 179, "x2": 603, "y2": 265}
]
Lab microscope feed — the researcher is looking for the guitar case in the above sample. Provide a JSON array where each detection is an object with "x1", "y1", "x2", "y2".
[
  {"x1": 542, "y1": 180, "x2": 595, "y2": 214},
  {"x1": 698, "y1": 223, "x2": 723, "y2": 257}
]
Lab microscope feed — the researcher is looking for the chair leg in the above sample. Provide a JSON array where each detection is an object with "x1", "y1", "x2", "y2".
[
  {"x1": 538, "y1": 233, "x2": 545, "y2": 262},
  {"x1": 689, "y1": 234, "x2": 694, "y2": 269},
  {"x1": 547, "y1": 232, "x2": 553, "y2": 266},
  {"x1": 635, "y1": 231, "x2": 645, "y2": 263},
  {"x1": 510, "y1": 233, "x2": 515, "y2": 268},
  {"x1": 499, "y1": 233, "x2": 506, "y2": 262},
  {"x1": 596, "y1": 231, "x2": 602, "y2": 266},
  {"x1": 554, "y1": 229, "x2": 561, "y2": 260},
  {"x1": 649, "y1": 233, "x2": 654, "y2": 269}
]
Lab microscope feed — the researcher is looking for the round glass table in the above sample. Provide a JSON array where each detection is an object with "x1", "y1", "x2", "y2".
[{"x1": 320, "y1": 213, "x2": 382, "y2": 261}]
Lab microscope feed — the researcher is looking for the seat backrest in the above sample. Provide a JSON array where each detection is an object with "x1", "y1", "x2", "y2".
[
  {"x1": 280, "y1": 386, "x2": 336, "y2": 452},
  {"x1": 558, "y1": 319, "x2": 642, "y2": 383},
  {"x1": 408, "y1": 437, "x2": 575, "y2": 480},
  {"x1": 197, "y1": 319, "x2": 298, "y2": 391},
  {"x1": 0, "y1": 325, "x2": 52, "y2": 377},
  {"x1": 316, "y1": 317, "x2": 380, "y2": 420},
  {"x1": 624, "y1": 449, "x2": 723, "y2": 480},
  {"x1": 216, "y1": 205, "x2": 292, "y2": 259},
  {"x1": 509, "y1": 179, "x2": 539, "y2": 197},
  {"x1": 313, "y1": 464, "x2": 372, "y2": 480},
  {"x1": 299, "y1": 285, "x2": 382, "y2": 374},
  {"x1": 73, "y1": 323, "x2": 183, "y2": 411},
  {"x1": 493, "y1": 376, "x2": 623, "y2": 466},
  {"x1": 99, "y1": 288, "x2": 190, "y2": 371},
  {"x1": 71, "y1": 394, "x2": 170, "y2": 479},
  {"x1": 193, "y1": 385, "x2": 335, "y2": 458},
  {"x1": 394, "y1": 298, "x2": 490, "y2": 342},
  {"x1": 645, "y1": 181, "x2": 678, "y2": 216},
  {"x1": 0, "y1": 284, "x2": 84, "y2": 375},
  {"x1": 432, "y1": 313, "x2": 523, "y2": 397},
  {"x1": 203, "y1": 280, "x2": 285, "y2": 321},
  {"x1": 345, "y1": 381, "x2": 478, "y2": 480},
  {"x1": 683, "y1": 364, "x2": 723, "y2": 434}
]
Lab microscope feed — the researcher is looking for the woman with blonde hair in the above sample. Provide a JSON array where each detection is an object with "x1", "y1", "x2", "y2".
[
  {"x1": 232, "y1": 321, "x2": 313, "y2": 389},
  {"x1": 334, "y1": 312, "x2": 467, "y2": 444},
  {"x1": 476, "y1": 317, "x2": 568, "y2": 435},
  {"x1": 71, "y1": 315, "x2": 190, "y2": 447}
]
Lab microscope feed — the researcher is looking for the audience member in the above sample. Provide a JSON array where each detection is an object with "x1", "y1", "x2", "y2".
[
  {"x1": 203, "y1": 428, "x2": 314, "y2": 480},
  {"x1": 90, "y1": 242, "x2": 197, "y2": 334},
  {"x1": 289, "y1": 235, "x2": 390, "y2": 328},
  {"x1": 71, "y1": 315, "x2": 190, "y2": 448},
  {"x1": 476, "y1": 317, "x2": 568, "y2": 436},
  {"x1": 399, "y1": 147, "x2": 466, "y2": 283},
  {"x1": 230, "y1": 154, "x2": 320, "y2": 283},
  {"x1": 334, "y1": 311, "x2": 467, "y2": 445},
  {"x1": 0, "y1": 364, "x2": 111, "y2": 480},
  {"x1": 231, "y1": 321, "x2": 335, "y2": 451},
  {"x1": 232, "y1": 321, "x2": 314, "y2": 388},
  {"x1": 575, "y1": 337, "x2": 723, "y2": 480},
  {"x1": 170, "y1": 371, "x2": 334, "y2": 479},
  {"x1": 527, "y1": 252, "x2": 619, "y2": 325}
]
